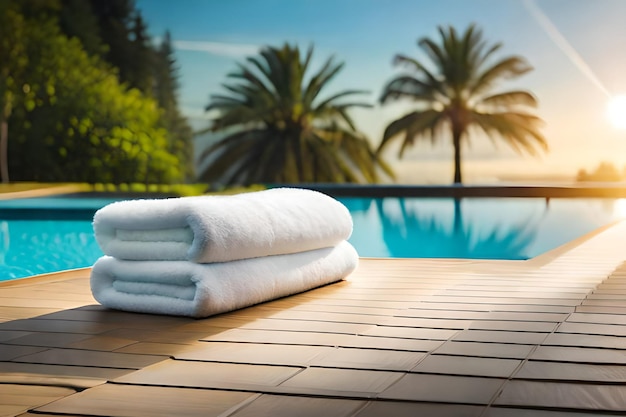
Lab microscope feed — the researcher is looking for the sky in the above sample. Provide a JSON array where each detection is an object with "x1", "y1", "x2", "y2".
[{"x1": 135, "y1": 0, "x2": 626, "y2": 184}]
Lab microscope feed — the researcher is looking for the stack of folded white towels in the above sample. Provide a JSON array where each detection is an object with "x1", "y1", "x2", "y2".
[{"x1": 90, "y1": 187, "x2": 358, "y2": 318}]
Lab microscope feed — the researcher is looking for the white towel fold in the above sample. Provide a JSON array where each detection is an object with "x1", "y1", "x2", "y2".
[
  {"x1": 93, "y1": 188, "x2": 353, "y2": 263},
  {"x1": 90, "y1": 241, "x2": 358, "y2": 318}
]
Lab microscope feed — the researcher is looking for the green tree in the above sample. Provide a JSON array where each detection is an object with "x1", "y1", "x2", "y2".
[
  {"x1": 378, "y1": 24, "x2": 547, "y2": 184},
  {"x1": 127, "y1": 13, "x2": 155, "y2": 93},
  {"x1": 154, "y1": 31, "x2": 194, "y2": 181},
  {"x1": 87, "y1": 0, "x2": 137, "y2": 86},
  {"x1": 58, "y1": 0, "x2": 154, "y2": 94},
  {"x1": 0, "y1": 2, "x2": 32, "y2": 182},
  {"x1": 4, "y1": 5, "x2": 182, "y2": 183},
  {"x1": 57, "y1": 0, "x2": 194, "y2": 179},
  {"x1": 57, "y1": 0, "x2": 103, "y2": 56},
  {"x1": 199, "y1": 43, "x2": 392, "y2": 185},
  {"x1": 154, "y1": 32, "x2": 178, "y2": 115}
]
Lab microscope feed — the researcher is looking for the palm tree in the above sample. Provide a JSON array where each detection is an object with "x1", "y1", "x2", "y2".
[
  {"x1": 199, "y1": 43, "x2": 393, "y2": 185},
  {"x1": 378, "y1": 24, "x2": 548, "y2": 184}
]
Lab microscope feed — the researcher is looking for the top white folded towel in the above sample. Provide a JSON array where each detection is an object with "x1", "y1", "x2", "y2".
[{"x1": 93, "y1": 187, "x2": 353, "y2": 263}]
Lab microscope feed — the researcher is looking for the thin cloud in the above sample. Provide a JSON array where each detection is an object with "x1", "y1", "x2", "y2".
[
  {"x1": 523, "y1": 0, "x2": 609, "y2": 97},
  {"x1": 173, "y1": 40, "x2": 260, "y2": 57}
]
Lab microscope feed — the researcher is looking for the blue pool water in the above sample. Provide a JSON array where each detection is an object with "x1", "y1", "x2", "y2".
[
  {"x1": 0, "y1": 196, "x2": 122, "y2": 280},
  {"x1": 345, "y1": 197, "x2": 625, "y2": 259},
  {"x1": 0, "y1": 196, "x2": 624, "y2": 281}
]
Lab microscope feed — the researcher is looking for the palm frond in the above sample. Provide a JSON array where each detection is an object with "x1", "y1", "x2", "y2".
[
  {"x1": 230, "y1": 62, "x2": 277, "y2": 101},
  {"x1": 201, "y1": 42, "x2": 392, "y2": 185},
  {"x1": 244, "y1": 56, "x2": 280, "y2": 98},
  {"x1": 379, "y1": 111, "x2": 420, "y2": 152},
  {"x1": 392, "y1": 53, "x2": 422, "y2": 71},
  {"x1": 205, "y1": 94, "x2": 244, "y2": 112},
  {"x1": 472, "y1": 42, "x2": 502, "y2": 70},
  {"x1": 378, "y1": 109, "x2": 446, "y2": 157},
  {"x1": 197, "y1": 129, "x2": 263, "y2": 182},
  {"x1": 313, "y1": 89, "x2": 370, "y2": 111},
  {"x1": 478, "y1": 91, "x2": 538, "y2": 109},
  {"x1": 336, "y1": 130, "x2": 379, "y2": 182},
  {"x1": 303, "y1": 56, "x2": 342, "y2": 106},
  {"x1": 392, "y1": 53, "x2": 445, "y2": 96},
  {"x1": 470, "y1": 56, "x2": 533, "y2": 96},
  {"x1": 380, "y1": 76, "x2": 439, "y2": 104},
  {"x1": 471, "y1": 111, "x2": 548, "y2": 155},
  {"x1": 240, "y1": 134, "x2": 287, "y2": 183},
  {"x1": 258, "y1": 46, "x2": 288, "y2": 99}
]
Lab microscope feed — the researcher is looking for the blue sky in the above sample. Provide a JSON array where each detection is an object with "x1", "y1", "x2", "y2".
[{"x1": 136, "y1": 0, "x2": 626, "y2": 183}]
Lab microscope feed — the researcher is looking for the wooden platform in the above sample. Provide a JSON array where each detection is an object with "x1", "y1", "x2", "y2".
[{"x1": 2, "y1": 221, "x2": 626, "y2": 416}]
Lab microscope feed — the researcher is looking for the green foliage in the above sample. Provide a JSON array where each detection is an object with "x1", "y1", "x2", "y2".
[
  {"x1": 91, "y1": 182, "x2": 209, "y2": 196},
  {"x1": 154, "y1": 31, "x2": 194, "y2": 180},
  {"x1": 0, "y1": 1, "x2": 32, "y2": 182},
  {"x1": 58, "y1": 0, "x2": 103, "y2": 56},
  {"x1": 63, "y1": 0, "x2": 195, "y2": 181},
  {"x1": 0, "y1": 3, "x2": 28, "y2": 115},
  {"x1": 85, "y1": 0, "x2": 141, "y2": 88},
  {"x1": 2, "y1": 5, "x2": 183, "y2": 183},
  {"x1": 0, "y1": 0, "x2": 193, "y2": 183},
  {"x1": 379, "y1": 24, "x2": 548, "y2": 184},
  {"x1": 200, "y1": 43, "x2": 393, "y2": 185}
]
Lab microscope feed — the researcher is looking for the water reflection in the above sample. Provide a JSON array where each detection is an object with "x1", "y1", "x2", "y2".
[
  {"x1": 340, "y1": 197, "x2": 374, "y2": 214},
  {"x1": 347, "y1": 197, "x2": 545, "y2": 260},
  {"x1": 380, "y1": 198, "x2": 542, "y2": 259}
]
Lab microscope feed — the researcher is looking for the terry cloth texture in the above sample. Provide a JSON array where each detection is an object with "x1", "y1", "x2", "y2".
[
  {"x1": 90, "y1": 241, "x2": 358, "y2": 318},
  {"x1": 90, "y1": 188, "x2": 358, "y2": 318},
  {"x1": 93, "y1": 187, "x2": 353, "y2": 263}
]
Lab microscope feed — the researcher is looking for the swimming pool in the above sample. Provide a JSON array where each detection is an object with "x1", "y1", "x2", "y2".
[
  {"x1": 346, "y1": 197, "x2": 625, "y2": 259},
  {"x1": 0, "y1": 195, "x2": 624, "y2": 281},
  {"x1": 0, "y1": 196, "x2": 122, "y2": 280}
]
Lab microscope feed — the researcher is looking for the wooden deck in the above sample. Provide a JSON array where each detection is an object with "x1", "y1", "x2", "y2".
[{"x1": 2, "y1": 220, "x2": 626, "y2": 416}]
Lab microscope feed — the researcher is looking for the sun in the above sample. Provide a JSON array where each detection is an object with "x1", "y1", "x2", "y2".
[
  {"x1": 615, "y1": 199, "x2": 626, "y2": 218},
  {"x1": 607, "y1": 95, "x2": 626, "y2": 129}
]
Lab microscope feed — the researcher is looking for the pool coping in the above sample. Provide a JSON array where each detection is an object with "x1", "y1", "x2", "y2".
[
  {"x1": 0, "y1": 267, "x2": 91, "y2": 288},
  {"x1": 303, "y1": 183, "x2": 626, "y2": 198},
  {"x1": 0, "y1": 183, "x2": 91, "y2": 200}
]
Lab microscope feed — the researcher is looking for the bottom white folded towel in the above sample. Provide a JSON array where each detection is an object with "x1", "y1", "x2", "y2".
[{"x1": 90, "y1": 241, "x2": 358, "y2": 318}]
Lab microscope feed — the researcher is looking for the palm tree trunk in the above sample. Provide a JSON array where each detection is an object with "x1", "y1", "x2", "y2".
[
  {"x1": 0, "y1": 117, "x2": 8, "y2": 183},
  {"x1": 452, "y1": 197, "x2": 463, "y2": 234},
  {"x1": 452, "y1": 131, "x2": 462, "y2": 184}
]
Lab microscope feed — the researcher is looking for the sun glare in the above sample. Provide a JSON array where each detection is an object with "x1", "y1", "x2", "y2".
[
  {"x1": 614, "y1": 199, "x2": 626, "y2": 218},
  {"x1": 607, "y1": 95, "x2": 626, "y2": 129}
]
